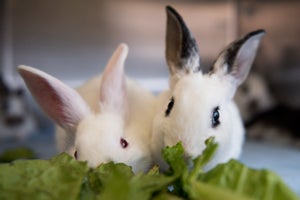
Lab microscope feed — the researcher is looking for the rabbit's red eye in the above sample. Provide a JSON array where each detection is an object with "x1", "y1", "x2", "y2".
[
  {"x1": 120, "y1": 138, "x2": 128, "y2": 148},
  {"x1": 74, "y1": 151, "x2": 78, "y2": 159}
]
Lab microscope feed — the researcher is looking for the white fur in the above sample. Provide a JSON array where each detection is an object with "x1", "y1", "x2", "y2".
[
  {"x1": 151, "y1": 73, "x2": 244, "y2": 170},
  {"x1": 151, "y1": 7, "x2": 265, "y2": 171},
  {"x1": 56, "y1": 76, "x2": 156, "y2": 173},
  {"x1": 19, "y1": 44, "x2": 156, "y2": 173}
]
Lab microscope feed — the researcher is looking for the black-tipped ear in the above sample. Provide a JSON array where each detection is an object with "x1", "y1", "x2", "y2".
[
  {"x1": 165, "y1": 6, "x2": 201, "y2": 76},
  {"x1": 210, "y1": 29, "x2": 265, "y2": 86}
]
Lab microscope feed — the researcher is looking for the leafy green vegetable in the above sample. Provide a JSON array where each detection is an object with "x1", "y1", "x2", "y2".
[
  {"x1": 78, "y1": 161, "x2": 175, "y2": 200},
  {"x1": 162, "y1": 142, "x2": 187, "y2": 176},
  {"x1": 0, "y1": 153, "x2": 89, "y2": 200},
  {"x1": 0, "y1": 147, "x2": 35, "y2": 163},
  {"x1": 0, "y1": 138, "x2": 299, "y2": 200},
  {"x1": 161, "y1": 137, "x2": 219, "y2": 198},
  {"x1": 163, "y1": 138, "x2": 299, "y2": 200},
  {"x1": 198, "y1": 160, "x2": 300, "y2": 200}
]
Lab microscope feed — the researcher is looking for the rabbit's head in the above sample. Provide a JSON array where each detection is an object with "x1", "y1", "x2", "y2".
[
  {"x1": 18, "y1": 44, "x2": 151, "y2": 173},
  {"x1": 152, "y1": 6, "x2": 265, "y2": 170}
]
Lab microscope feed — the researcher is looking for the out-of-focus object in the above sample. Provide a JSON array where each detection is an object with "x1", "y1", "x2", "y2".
[
  {"x1": 0, "y1": 75, "x2": 37, "y2": 140},
  {"x1": 246, "y1": 104, "x2": 300, "y2": 147},
  {"x1": 268, "y1": 67, "x2": 300, "y2": 109},
  {"x1": 235, "y1": 73, "x2": 300, "y2": 147},
  {"x1": 239, "y1": 1, "x2": 300, "y2": 108},
  {"x1": 0, "y1": 0, "x2": 36, "y2": 141},
  {"x1": 0, "y1": 146, "x2": 35, "y2": 163},
  {"x1": 235, "y1": 73, "x2": 275, "y2": 122}
]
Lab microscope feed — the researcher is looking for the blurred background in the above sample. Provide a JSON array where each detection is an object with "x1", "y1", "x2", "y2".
[{"x1": 0, "y1": 0, "x2": 299, "y2": 193}]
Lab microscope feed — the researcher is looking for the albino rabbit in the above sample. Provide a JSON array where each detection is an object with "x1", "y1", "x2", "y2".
[
  {"x1": 18, "y1": 44, "x2": 156, "y2": 173},
  {"x1": 151, "y1": 6, "x2": 265, "y2": 171}
]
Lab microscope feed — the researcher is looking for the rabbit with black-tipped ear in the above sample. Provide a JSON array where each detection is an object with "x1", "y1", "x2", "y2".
[
  {"x1": 18, "y1": 44, "x2": 156, "y2": 173},
  {"x1": 151, "y1": 6, "x2": 265, "y2": 171}
]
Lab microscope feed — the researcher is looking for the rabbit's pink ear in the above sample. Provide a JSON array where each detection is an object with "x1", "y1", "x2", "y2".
[
  {"x1": 210, "y1": 30, "x2": 265, "y2": 87},
  {"x1": 99, "y1": 44, "x2": 128, "y2": 116},
  {"x1": 165, "y1": 6, "x2": 201, "y2": 76},
  {"x1": 18, "y1": 65, "x2": 90, "y2": 132}
]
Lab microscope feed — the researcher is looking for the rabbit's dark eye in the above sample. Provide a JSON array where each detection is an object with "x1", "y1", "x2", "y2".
[
  {"x1": 120, "y1": 138, "x2": 128, "y2": 149},
  {"x1": 74, "y1": 151, "x2": 78, "y2": 160},
  {"x1": 212, "y1": 107, "x2": 220, "y2": 128},
  {"x1": 165, "y1": 97, "x2": 175, "y2": 117}
]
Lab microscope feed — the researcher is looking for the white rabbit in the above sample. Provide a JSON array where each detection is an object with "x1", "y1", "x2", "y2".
[
  {"x1": 151, "y1": 6, "x2": 265, "y2": 171},
  {"x1": 18, "y1": 44, "x2": 156, "y2": 173}
]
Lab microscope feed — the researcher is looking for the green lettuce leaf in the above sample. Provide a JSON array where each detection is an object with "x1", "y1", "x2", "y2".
[
  {"x1": 0, "y1": 138, "x2": 299, "y2": 200},
  {"x1": 162, "y1": 141, "x2": 187, "y2": 176},
  {"x1": 0, "y1": 147, "x2": 35, "y2": 163},
  {"x1": 188, "y1": 179, "x2": 254, "y2": 200},
  {"x1": 0, "y1": 153, "x2": 89, "y2": 200},
  {"x1": 82, "y1": 162, "x2": 174, "y2": 200},
  {"x1": 198, "y1": 159, "x2": 300, "y2": 200},
  {"x1": 162, "y1": 137, "x2": 299, "y2": 200}
]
